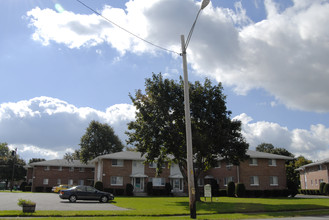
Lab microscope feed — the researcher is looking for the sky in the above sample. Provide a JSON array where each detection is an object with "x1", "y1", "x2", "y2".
[{"x1": 1, "y1": 0, "x2": 329, "y2": 163}]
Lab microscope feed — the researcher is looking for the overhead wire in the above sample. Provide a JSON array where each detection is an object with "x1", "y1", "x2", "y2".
[{"x1": 75, "y1": 0, "x2": 181, "y2": 55}]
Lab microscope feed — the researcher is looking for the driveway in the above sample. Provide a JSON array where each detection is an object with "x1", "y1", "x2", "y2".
[{"x1": 0, "y1": 192, "x2": 128, "y2": 211}]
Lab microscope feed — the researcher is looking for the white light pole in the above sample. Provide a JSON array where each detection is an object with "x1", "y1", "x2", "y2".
[{"x1": 180, "y1": 0, "x2": 210, "y2": 219}]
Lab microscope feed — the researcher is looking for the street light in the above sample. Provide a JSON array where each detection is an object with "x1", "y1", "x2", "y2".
[{"x1": 180, "y1": 0, "x2": 210, "y2": 219}]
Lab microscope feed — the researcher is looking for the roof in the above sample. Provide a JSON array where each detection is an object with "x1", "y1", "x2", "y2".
[
  {"x1": 90, "y1": 151, "x2": 146, "y2": 163},
  {"x1": 296, "y1": 158, "x2": 329, "y2": 170},
  {"x1": 27, "y1": 159, "x2": 93, "y2": 168},
  {"x1": 246, "y1": 150, "x2": 293, "y2": 160},
  {"x1": 90, "y1": 150, "x2": 293, "y2": 164}
]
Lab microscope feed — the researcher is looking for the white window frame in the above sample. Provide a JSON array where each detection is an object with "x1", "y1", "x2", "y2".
[
  {"x1": 215, "y1": 161, "x2": 221, "y2": 168},
  {"x1": 250, "y1": 176, "x2": 259, "y2": 186},
  {"x1": 68, "y1": 179, "x2": 73, "y2": 185},
  {"x1": 111, "y1": 176, "x2": 123, "y2": 186},
  {"x1": 44, "y1": 166, "x2": 50, "y2": 171},
  {"x1": 224, "y1": 176, "x2": 234, "y2": 186},
  {"x1": 112, "y1": 159, "x2": 124, "y2": 167},
  {"x1": 149, "y1": 162, "x2": 157, "y2": 168},
  {"x1": 79, "y1": 167, "x2": 85, "y2": 172},
  {"x1": 150, "y1": 177, "x2": 165, "y2": 186},
  {"x1": 270, "y1": 176, "x2": 278, "y2": 186},
  {"x1": 58, "y1": 166, "x2": 62, "y2": 171},
  {"x1": 57, "y1": 179, "x2": 61, "y2": 185},
  {"x1": 78, "y1": 180, "x2": 84, "y2": 185},
  {"x1": 43, "y1": 179, "x2": 49, "y2": 185},
  {"x1": 268, "y1": 159, "x2": 277, "y2": 166},
  {"x1": 69, "y1": 167, "x2": 74, "y2": 172},
  {"x1": 249, "y1": 158, "x2": 258, "y2": 166}
]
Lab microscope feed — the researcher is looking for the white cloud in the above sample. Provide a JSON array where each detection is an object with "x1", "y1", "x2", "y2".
[
  {"x1": 234, "y1": 113, "x2": 329, "y2": 160},
  {"x1": 0, "y1": 97, "x2": 136, "y2": 162},
  {"x1": 26, "y1": 0, "x2": 329, "y2": 112}
]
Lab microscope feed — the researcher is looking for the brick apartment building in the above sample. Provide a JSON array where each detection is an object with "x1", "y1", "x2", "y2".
[
  {"x1": 92, "y1": 150, "x2": 292, "y2": 194},
  {"x1": 26, "y1": 159, "x2": 94, "y2": 192},
  {"x1": 296, "y1": 158, "x2": 329, "y2": 190}
]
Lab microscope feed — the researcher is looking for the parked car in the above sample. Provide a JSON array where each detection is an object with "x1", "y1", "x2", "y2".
[
  {"x1": 59, "y1": 185, "x2": 114, "y2": 203},
  {"x1": 52, "y1": 184, "x2": 72, "y2": 193}
]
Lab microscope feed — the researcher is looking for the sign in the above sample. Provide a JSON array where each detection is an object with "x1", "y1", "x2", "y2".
[{"x1": 204, "y1": 184, "x2": 212, "y2": 201}]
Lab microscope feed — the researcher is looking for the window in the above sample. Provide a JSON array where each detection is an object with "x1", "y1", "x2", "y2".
[
  {"x1": 149, "y1": 177, "x2": 165, "y2": 186},
  {"x1": 68, "y1": 179, "x2": 73, "y2": 185},
  {"x1": 249, "y1": 158, "x2": 258, "y2": 166},
  {"x1": 111, "y1": 176, "x2": 123, "y2": 186},
  {"x1": 112, "y1": 159, "x2": 124, "y2": 167},
  {"x1": 197, "y1": 178, "x2": 204, "y2": 187},
  {"x1": 57, "y1": 179, "x2": 61, "y2": 185},
  {"x1": 43, "y1": 179, "x2": 49, "y2": 185},
  {"x1": 215, "y1": 161, "x2": 221, "y2": 168},
  {"x1": 250, "y1": 176, "x2": 259, "y2": 186},
  {"x1": 268, "y1": 159, "x2": 277, "y2": 166},
  {"x1": 224, "y1": 177, "x2": 234, "y2": 186},
  {"x1": 69, "y1": 167, "x2": 74, "y2": 172},
  {"x1": 78, "y1": 180, "x2": 84, "y2": 185},
  {"x1": 79, "y1": 167, "x2": 85, "y2": 172},
  {"x1": 149, "y1": 162, "x2": 156, "y2": 168},
  {"x1": 44, "y1": 166, "x2": 50, "y2": 171},
  {"x1": 270, "y1": 176, "x2": 278, "y2": 186},
  {"x1": 226, "y1": 162, "x2": 233, "y2": 170},
  {"x1": 320, "y1": 179, "x2": 324, "y2": 183},
  {"x1": 58, "y1": 166, "x2": 62, "y2": 171}
]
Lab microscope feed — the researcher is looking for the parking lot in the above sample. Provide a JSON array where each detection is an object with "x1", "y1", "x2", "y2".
[{"x1": 0, "y1": 192, "x2": 128, "y2": 211}]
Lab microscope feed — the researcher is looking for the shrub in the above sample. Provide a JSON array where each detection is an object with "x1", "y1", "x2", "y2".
[
  {"x1": 235, "y1": 183, "x2": 246, "y2": 197},
  {"x1": 126, "y1": 183, "x2": 134, "y2": 196},
  {"x1": 320, "y1": 182, "x2": 326, "y2": 194},
  {"x1": 24, "y1": 186, "x2": 32, "y2": 192},
  {"x1": 210, "y1": 179, "x2": 220, "y2": 197},
  {"x1": 324, "y1": 184, "x2": 329, "y2": 195},
  {"x1": 219, "y1": 189, "x2": 227, "y2": 196},
  {"x1": 227, "y1": 181, "x2": 235, "y2": 197},
  {"x1": 94, "y1": 181, "x2": 103, "y2": 191},
  {"x1": 147, "y1": 182, "x2": 153, "y2": 195},
  {"x1": 20, "y1": 182, "x2": 28, "y2": 192},
  {"x1": 165, "y1": 182, "x2": 172, "y2": 196},
  {"x1": 35, "y1": 186, "x2": 44, "y2": 192}
]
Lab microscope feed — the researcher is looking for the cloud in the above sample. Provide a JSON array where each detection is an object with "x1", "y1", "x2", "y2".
[
  {"x1": 26, "y1": 0, "x2": 329, "y2": 112},
  {"x1": 234, "y1": 113, "x2": 329, "y2": 161},
  {"x1": 0, "y1": 97, "x2": 136, "y2": 161}
]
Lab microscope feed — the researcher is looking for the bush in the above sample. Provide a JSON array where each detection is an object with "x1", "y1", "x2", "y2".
[
  {"x1": 94, "y1": 181, "x2": 103, "y2": 191},
  {"x1": 219, "y1": 189, "x2": 227, "y2": 196},
  {"x1": 323, "y1": 184, "x2": 329, "y2": 195},
  {"x1": 147, "y1": 182, "x2": 153, "y2": 195},
  {"x1": 24, "y1": 186, "x2": 32, "y2": 192},
  {"x1": 126, "y1": 183, "x2": 134, "y2": 196},
  {"x1": 320, "y1": 182, "x2": 326, "y2": 194},
  {"x1": 235, "y1": 183, "x2": 246, "y2": 197},
  {"x1": 35, "y1": 186, "x2": 44, "y2": 192},
  {"x1": 20, "y1": 182, "x2": 28, "y2": 192},
  {"x1": 165, "y1": 182, "x2": 172, "y2": 196},
  {"x1": 227, "y1": 181, "x2": 235, "y2": 197},
  {"x1": 210, "y1": 179, "x2": 220, "y2": 197}
]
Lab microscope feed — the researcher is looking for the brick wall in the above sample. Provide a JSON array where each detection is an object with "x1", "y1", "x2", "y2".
[
  {"x1": 31, "y1": 166, "x2": 94, "y2": 192},
  {"x1": 299, "y1": 164, "x2": 329, "y2": 189}
]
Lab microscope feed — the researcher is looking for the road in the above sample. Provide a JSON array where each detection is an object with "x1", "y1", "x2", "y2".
[{"x1": 0, "y1": 192, "x2": 128, "y2": 211}]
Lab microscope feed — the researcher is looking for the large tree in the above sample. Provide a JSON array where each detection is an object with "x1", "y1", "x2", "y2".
[
  {"x1": 0, "y1": 143, "x2": 26, "y2": 189},
  {"x1": 79, "y1": 121, "x2": 124, "y2": 163},
  {"x1": 127, "y1": 73, "x2": 249, "y2": 190}
]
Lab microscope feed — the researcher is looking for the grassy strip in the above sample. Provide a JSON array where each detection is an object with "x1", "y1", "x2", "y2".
[{"x1": 1, "y1": 196, "x2": 329, "y2": 219}]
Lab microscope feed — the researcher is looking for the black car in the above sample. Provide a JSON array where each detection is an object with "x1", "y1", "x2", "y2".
[{"x1": 59, "y1": 185, "x2": 114, "y2": 203}]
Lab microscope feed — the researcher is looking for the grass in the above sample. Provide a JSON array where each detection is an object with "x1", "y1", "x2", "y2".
[{"x1": 1, "y1": 196, "x2": 329, "y2": 219}]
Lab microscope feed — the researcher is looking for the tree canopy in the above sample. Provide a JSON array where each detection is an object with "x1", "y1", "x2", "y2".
[
  {"x1": 127, "y1": 73, "x2": 249, "y2": 182},
  {"x1": 79, "y1": 120, "x2": 124, "y2": 163},
  {"x1": 0, "y1": 143, "x2": 26, "y2": 188}
]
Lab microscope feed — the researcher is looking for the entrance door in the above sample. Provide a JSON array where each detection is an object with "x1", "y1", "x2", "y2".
[
  {"x1": 171, "y1": 178, "x2": 183, "y2": 192},
  {"x1": 133, "y1": 177, "x2": 144, "y2": 192}
]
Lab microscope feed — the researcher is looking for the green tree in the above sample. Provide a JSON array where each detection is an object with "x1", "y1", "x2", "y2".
[
  {"x1": 63, "y1": 149, "x2": 81, "y2": 161},
  {"x1": 80, "y1": 121, "x2": 124, "y2": 163},
  {"x1": 28, "y1": 158, "x2": 46, "y2": 164},
  {"x1": 127, "y1": 73, "x2": 249, "y2": 197},
  {"x1": 256, "y1": 143, "x2": 293, "y2": 157},
  {"x1": 0, "y1": 143, "x2": 26, "y2": 189}
]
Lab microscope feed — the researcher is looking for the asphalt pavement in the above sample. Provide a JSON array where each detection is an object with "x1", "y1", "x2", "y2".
[{"x1": 0, "y1": 192, "x2": 128, "y2": 211}]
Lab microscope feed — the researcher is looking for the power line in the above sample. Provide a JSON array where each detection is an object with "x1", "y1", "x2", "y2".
[{"x1": 75, "y1": 0, "x2": 180, "y2": 55}]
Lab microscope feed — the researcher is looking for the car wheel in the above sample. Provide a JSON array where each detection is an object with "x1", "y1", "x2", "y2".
[
  {"x1": 100, "y1": 195, "x2": 108, "y2": 203},
  {"x1": 69, "y1": 195, "x2": 77, "y2": 203}
]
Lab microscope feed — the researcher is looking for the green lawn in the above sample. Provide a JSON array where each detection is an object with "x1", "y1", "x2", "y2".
[{"x1": 2, "y1": 196, "x2": 329, "y2": 219}]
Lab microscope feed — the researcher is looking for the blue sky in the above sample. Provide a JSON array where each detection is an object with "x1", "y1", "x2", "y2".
[{"x1": 1, "y1": 0, "x2": 329, "y2": 162}]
